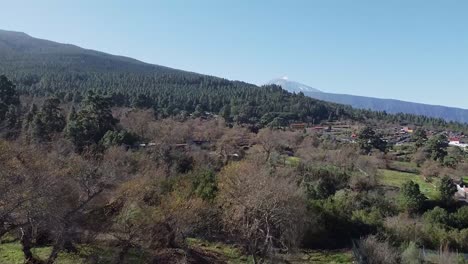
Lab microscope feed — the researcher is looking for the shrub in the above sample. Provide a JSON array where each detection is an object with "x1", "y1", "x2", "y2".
[
  {"x1": 357, "y1": 235, "x2": 400, "y2": 264},
  {"x1": 191, "y1": 169, "x2": 218, "y2": 201},
  {"x1": 398, "y1": 181, "x2": 426, "y2": 214},
  {"x1": 423, "y1": 207, "x2": 450, "y2": 227},
  {"x1": 401, "y1": 242, "x2": 423, "y2": 264},
  {"x1": 451, "y1": 206, "x2": 468, "y2": 229}
]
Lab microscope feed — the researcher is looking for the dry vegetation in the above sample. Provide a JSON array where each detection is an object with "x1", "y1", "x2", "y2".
[{"x1": 1, "y1": 91, "x2": 468, "y2": 263}]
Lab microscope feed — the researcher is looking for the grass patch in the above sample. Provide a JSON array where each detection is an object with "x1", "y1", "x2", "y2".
[
  {"x1": 0, "y1": 242, "x2": 148, "y2": 264},
  {"x1": 378, "y1": 169, "x2": 439, "y2": 200},
  {"x1": 388, "y1": 161, "x2": 420, "y2": 173},
  {"x1": 302, "y1": 251, "x2": 354, "y2": 264},
  {"x1": 187, "y1": 238, "x2": 252, "y2": 263},
  {"x1": 288, "y1": 250, "x2": 354, "y2": 263},
  {"x1": 0, "y1": 242, "x2": 82, "y2": 264},
  {"x1": 285, "y1": 156, "x2": 301, "y2": 167},
  {"x1": 187, "y1": 238, "x2": 354, "y2": 264}
]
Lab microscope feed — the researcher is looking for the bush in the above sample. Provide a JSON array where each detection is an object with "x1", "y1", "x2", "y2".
[
  {"x1": 191, "y1": 169, "x2": 218, "y2": 201},
  {"x1": 357, "y1": 236, "x2": 400, "y2": 264},
  {"x1": 301, "y1": 165, "x2": 349, "y2": 200},
  {"x1": 438, "y1": 176, "x2": 457, "y2": 206},
  {"x1": 398, "y1": 181, "x2": 426, "y2": 214},
  {"x1": 451, "y1": 206, "x2": 468, "y2": 229},
  {"x1": 423, "y1": 207, "x2": 450, "y2": 227},
  {"x1": 401, "y1": 242, "x2": 423, "y2": 264}
]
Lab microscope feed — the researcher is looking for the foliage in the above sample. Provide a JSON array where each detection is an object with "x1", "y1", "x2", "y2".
[
  {"x1": 0, "y1": 75, "x2": 20, "y2": 122},
  {"x1": 424, "y1": 207, "x2": 450, "y2": 228},
  {"x1": 451, "y1": 206, "x2": 468, "y2": 229},
  {"x1": 29, "y1": 98, "x2": 66, "y2": 141},
  {"x1": 100, "y1": 130, "x2": 139, "y2": 148},
  {"x1": 191, "y1": 169, "x2": 218, "y2": 201},
  {"x1": 0, "y1": 75, "x2": 21, "y2": 138},
  {"x1": 398, "y1": 181, "x2": 426, "y2": 214},
  {"x1": 427, "y1": 134, "x2": 449, "y2": 162},
  {"x1": 357, "y1": 126, "x2": 387, "y2": 154},
  {"x1": 401, "y1": 242, "x2": 423, "y2": 264},
  {"x1": 438, "y1": 176, "x2": 457, "y2": 205},
  {"x1": 301, "y1": 165, "x2": 350, "y2": 200},
  {"x1": 66, "y1": 91, "x2": 117, "y2": 150},
  {"x1": 411, "y1": 128, "x2": 428, "y2": 148}
]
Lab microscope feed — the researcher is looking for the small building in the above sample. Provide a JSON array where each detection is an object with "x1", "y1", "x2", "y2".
[
  {"x1": 290, "y1": 123, "x2": 307, "y2": 130},
  {"x1": 449, "y1": 137, "x2": 468, "y2": 149},
  {"x1": 456, "y1": 184, "x2": 468, "y2": 199},
  {"x1": 401, "y1": 127, "x2": 414, "y2": 134}
]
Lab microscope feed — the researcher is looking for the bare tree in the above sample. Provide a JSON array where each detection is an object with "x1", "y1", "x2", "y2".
[
  {"x1": 217, "y1": 126, "x2": 251, "y2": 163},
  {"x1": 217, "y1": 160, "x2": 307, "y2": 263}
]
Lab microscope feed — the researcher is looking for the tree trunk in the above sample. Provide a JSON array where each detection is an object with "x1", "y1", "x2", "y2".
[
  {"x1": 46, "y1": 227, "x2": 66, "y2": 264},
  {"x1": 115, "y1": 242, "x2": 131, "y2": 264},
  {"x1": 20, "y1": 227, "x2": 43, "y2": 264},
  {"x1": 46, "y1": 242, "x2": 62, "y2": 264}
]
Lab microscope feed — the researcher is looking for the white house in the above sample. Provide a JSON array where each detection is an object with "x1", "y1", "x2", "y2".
[
  {"x1": 456, "y1": 184, "x2": 468, "y2": 199},
  {"x1": 449, "y1": 138, "x2": 468, "y2": 149}
]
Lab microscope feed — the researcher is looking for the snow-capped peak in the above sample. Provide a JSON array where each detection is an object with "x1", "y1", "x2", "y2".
[{"x1": 266, "y1": 77, "x2": 322, "y2": 93}]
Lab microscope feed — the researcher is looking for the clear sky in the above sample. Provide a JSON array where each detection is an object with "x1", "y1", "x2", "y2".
[{"x1": 1, "y1": 0, "x2": 467, "y2": 108}]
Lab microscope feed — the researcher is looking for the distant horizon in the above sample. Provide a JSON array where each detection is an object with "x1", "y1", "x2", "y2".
[{"x1": 0, "y1": 0, "x2": 467, "y2": 108}]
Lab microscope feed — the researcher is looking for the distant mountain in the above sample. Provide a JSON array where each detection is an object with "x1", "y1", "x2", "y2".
[
  {"x1": 271, "y1": 78, "x2": 468, "y2": 124},
  {"x1": 267, "y1": 77, "x2": 321, "y2": 93}
]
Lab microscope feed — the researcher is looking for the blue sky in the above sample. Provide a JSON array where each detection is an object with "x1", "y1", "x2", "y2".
[{"x1": 1, "y1": 0, "x2": 467, "y2": 108}]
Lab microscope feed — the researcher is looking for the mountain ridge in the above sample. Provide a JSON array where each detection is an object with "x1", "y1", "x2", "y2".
[
  {"x1": 0, "y1": 29, "x2": 206, "y2": 77},
  {"x1": 272, "y1": 79, "x2": 468, "y2": 123}
]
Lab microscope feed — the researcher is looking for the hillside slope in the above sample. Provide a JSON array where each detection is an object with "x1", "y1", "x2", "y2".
[{"x1": 270, "y1": 78, "x2": 468, "y2": 123}]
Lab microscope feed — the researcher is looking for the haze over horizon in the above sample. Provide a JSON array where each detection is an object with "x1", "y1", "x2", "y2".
[{"x1": 1, "y1": 0, "x2": 467, "y2": 108}]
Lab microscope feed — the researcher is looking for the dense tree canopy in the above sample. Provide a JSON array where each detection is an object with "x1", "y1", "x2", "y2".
[
  {"x1": 66, "y1": 91, "x2": 118, "y2": 150},
  {"x1": 357, "y1": 126, "x2": 387, "y2": 154}
]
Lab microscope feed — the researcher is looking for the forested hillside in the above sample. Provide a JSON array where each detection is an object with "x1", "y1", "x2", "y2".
[{"x1": 1, "y1": 29, "x2": 466, "y2": 131}]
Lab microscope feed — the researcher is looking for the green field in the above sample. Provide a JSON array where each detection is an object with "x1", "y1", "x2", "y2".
[
  {"x1": 388, "y1": 161, "x2": 420, "y2": 173},
  {"x1": 378, "y1": 169, "x2": 439, "y2": 200}
]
